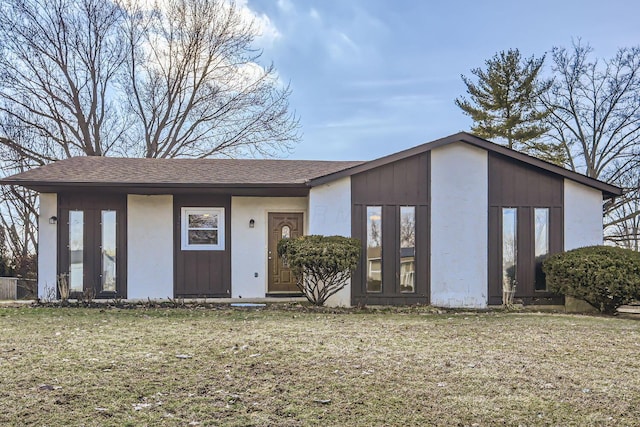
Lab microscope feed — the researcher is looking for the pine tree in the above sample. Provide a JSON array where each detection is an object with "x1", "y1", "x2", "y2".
[{"x1": 455, "y1": 49, "x2": 563, "y2": 164}]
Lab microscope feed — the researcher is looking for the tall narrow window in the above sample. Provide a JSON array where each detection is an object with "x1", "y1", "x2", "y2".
[
  {"x1": 502, "y1": 208, "x2": 517, "y2": 295},
  {"x1": 534, "y1": 208, "x2": 549, "y2": 291},
  {"x1": 101, "y1": 210, "x2": 117, "y2": 292},
  {"x1": 69, "y1": 211, "x2": 84, "y2": 292},
  {"x1": 399, "y1": 206, "x2": 415, "y2": 293},
  {"x1": 366, "y1": 206, "x2": 382, "y2": 293}
]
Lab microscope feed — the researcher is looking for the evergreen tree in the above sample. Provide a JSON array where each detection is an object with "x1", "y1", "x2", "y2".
[{"x1": 455, "y1": 49, "x2": 563, "y2": 164}]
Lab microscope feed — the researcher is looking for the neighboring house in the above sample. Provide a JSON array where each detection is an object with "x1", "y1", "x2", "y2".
[{"x1": 0, "y1": 133, "x2": 622, "y2": 307}]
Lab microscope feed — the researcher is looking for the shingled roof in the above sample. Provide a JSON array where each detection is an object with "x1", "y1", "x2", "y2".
[
  {"x1": 0, "y1": 132, "x2": 623, "y2": 198},
  {"x1": 1, "y1": 157, "x2": 363, "y2": 192}
]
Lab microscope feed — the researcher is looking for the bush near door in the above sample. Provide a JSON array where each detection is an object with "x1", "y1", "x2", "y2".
[{"x1": 277, "y1": 235, "x2": 360, "y2": 306}]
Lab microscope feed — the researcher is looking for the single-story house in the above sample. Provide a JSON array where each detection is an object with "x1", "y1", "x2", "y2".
[{"x1": 0, "y1": 132, "x2": 622, "y2": 307}]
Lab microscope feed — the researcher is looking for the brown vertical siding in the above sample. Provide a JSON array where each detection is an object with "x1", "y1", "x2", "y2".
[
  {"x1": 173, "y1": 194, "x2": 231, "y2": 297},
  {"x1": 488, "y1": 152, "x2": 564, "y2": 305},
  {"x1": 351, "y1": 152, "x2": 430, "y2": 305},
  {"x1": 489, "y1": 153, "x2": 563, "y2": 206}
]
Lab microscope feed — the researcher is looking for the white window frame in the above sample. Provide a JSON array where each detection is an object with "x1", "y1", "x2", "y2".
[{"x1": 181, "y1": 207, "x2": 225, "y2": 251}]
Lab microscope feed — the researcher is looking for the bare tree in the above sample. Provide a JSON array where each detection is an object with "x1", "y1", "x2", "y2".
[
  {"x1": 0, "y1": 115, "x2": 44, "y2": 258},
  {"x1": 0, "y1": 0, "x2": 300, "y2": 272},
  {"x1": 541, "y1": 42, "x2": 640, "y2": 244},
  {"x1": 606, "y1": 168, "x2": 640, "y2": 250},
  {"x1": 0, "y1": 0, "x2": 299, "y2": 161},
  {"x1": 122, "y1": 0, "x2": 299, "y2": 158},
  {"x1": 0, "y1": 0, "x2": 127, "y2": 162}
]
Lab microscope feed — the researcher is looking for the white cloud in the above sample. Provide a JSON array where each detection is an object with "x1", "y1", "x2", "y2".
[
  {"x1": 309, "y1": 8, "x2": 320, "y2": 21},
  {"x1": 234, "y1": 0, "x2": 281, "y2": 47},
  {"x1": 277, "y1": 0, "x2": 293, "y2": 13}
]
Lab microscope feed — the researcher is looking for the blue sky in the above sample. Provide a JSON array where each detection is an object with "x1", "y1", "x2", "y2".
[{"x1": 245, "y1": 0, "x2": 640, "y2": 161}]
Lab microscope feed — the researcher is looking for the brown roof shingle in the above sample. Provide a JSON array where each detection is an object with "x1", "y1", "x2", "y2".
[{"x1": 1, "y1": 157, "x2": 363, "y2": 188}]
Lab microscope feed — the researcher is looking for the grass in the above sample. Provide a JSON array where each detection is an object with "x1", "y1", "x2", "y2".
[{"x1": 1, "y1": 305, "x2": 639, "y2": 426}]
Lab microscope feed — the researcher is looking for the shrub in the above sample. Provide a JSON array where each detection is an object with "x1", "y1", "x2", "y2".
[
  {"x1": 277, "y1": 235, "x2": 360, "y2": 306},
  {"x1": 543, "y1": 245, "x2": 640, "y2": 314}
]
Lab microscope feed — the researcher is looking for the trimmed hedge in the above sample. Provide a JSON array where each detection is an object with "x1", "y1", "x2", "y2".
[
  {"x1": 543, "y1": 245, "x2": 640, "y2": 313},
  {"x1": 277, "y1": 235, "x2": 360, "y2": 306}
]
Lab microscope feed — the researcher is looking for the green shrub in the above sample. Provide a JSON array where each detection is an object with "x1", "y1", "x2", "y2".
[
  {"x1": 277, "y1": 235, "x2": 360, "y2": 306},
  {"x1": 543, "y1": 245, "x2": 640, "y2": 313}
]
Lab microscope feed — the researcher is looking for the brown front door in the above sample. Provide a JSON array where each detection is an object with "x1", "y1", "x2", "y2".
[
  {"x1": 58, "y1": 193, "x2": 127, "y2": 299},
  {"x1": 268, "y1": 212, "x2": 303, "y2": 293}
]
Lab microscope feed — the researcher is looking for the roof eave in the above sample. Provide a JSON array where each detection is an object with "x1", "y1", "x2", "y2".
[
  {"x1": 0, "y1": 180, "x2": 310, "y2": 192},
  {"x1": 308, "y1": 132, "x2": 623, "y2": 199}
]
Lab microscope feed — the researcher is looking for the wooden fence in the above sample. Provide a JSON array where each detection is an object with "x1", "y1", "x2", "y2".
[{"x1": 0, "y1": 277, "x2": 18, "y2": 300}]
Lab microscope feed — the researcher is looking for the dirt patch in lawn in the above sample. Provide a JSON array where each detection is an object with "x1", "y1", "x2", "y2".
[{"x1": 0, "y1": 306, "x2": 638, "y2": 426}]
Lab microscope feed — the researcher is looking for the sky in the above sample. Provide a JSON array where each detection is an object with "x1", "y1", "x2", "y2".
[{"x1": 242, "y1": 0, "x2": 640, "y2": 161}]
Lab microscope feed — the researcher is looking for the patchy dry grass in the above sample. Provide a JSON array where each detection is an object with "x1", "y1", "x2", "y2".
[{"x1": 0, "y1": 306, "x2": 639, "y2": 426}]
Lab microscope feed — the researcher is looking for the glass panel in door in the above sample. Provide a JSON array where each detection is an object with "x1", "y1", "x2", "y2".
[
  {"x1": 101, "y1": 210, "x2": 117, "y2": 292},
  {"x1": 69, "y1": 211, "x2": 84, "y2": 292},
  {"x1": 502, "y1": 208, "x2": 517, "y2": 297},
  {"x1": 366, "y1": 206, "x2": 382, "y2": 293},
  {"x1": 534, "y1": 208, "x2": 549, "y2": 291},
  {"x1": 399, "y1": 206, "x2": 415, "y2": 293}
]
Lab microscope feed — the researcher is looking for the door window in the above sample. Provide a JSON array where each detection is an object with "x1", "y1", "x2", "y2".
[
  {"x1": 534, "y1": 208, "x2": 549, "y2": 291},
  {"x1": 101, "y1": 210, "x2": 117, "y2": 293},
  {"x1": 502, "y1": 208, "x2": 517, "y2": 294},
  {"x1": 69, "y1": 211, "x2": 84, "y2": 293},
  {"x1": 366, "y1": 206, "x2": 382, "y2": 293},
  {"x1": 400, "y1": 206, "x2": 415, "y2": 293}
]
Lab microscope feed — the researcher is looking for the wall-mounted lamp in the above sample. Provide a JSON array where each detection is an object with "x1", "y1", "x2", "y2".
[
  {"x1": 249, "y1": 219, "x2": 255, "y2": 228},
  {"x1": 49, "y1": 216, "x2": 58, "y2": 224}
]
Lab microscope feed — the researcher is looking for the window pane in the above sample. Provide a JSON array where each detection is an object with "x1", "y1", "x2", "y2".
[
  {"x1": 181, "y1": 207, "x2": 225, "y2": 250},
  {"x1": 400, "y1": 206, "x2": 415, "y2": 293},
  {"x1": 366, "y1": 206, "x2": 382, "y2": 293},
  {"x1": 502, "y1": 208, "x2": 517, "y2": 295},
  {"x1": 534, "y1": 208, "x2": 549, "y2": 291},
  {"x1": 69, "y1": 211, "x2": 83, "y2": 292},
  {"x1": 188, "y1": 229, "x2": 218, "y2": 245},
  {"x1": 101, "y1": 211, "x2": 117, "y2": 293},
  {"x1": 282, "y1": 225, "x2": 291, "y2": 239},
  {"x1": 188, "y1": 213, "x2": 217, "y2": 229}
]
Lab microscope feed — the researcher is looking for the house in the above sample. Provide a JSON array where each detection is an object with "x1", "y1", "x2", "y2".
[{"x1": 0, "y1": 132, "x2": 622, "y2": 307}]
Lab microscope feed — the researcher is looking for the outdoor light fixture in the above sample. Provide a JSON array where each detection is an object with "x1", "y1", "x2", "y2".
[
  {"x1": 49, "y1": 216, "x2": 58, "y2": 224},
  {"x1": 249, "y1": 219, "x2": 255, "y2": 228}
]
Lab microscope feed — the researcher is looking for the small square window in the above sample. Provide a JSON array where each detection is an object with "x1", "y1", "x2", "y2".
[{"x1": 181, "y1": 207, "x2": 225, "y2": 251}]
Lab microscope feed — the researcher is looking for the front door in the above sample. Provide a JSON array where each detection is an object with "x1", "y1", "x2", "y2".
[
  {"x1": 489, "y1": 206, "x2": 563, "y2": 305},
  {"x1": 267, "y1": 212, "x2": 303, "y2": 293},
  {"x1": 58, "y1": 194, "x2": 126, "y2": 299}
]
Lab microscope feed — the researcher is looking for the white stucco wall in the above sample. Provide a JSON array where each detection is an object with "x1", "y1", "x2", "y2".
[
  {"x1": 38, "y1": 193, "x2": 58, "y2": 299},
  {"x1": 231, "y1": 197, "x2": 307, "y2": 298},
  {"x1": 308, "y1": 177, "x2": 352, "y2": 307},
  {"x1": 564, "y1": 179, "x2": 604, "y2": 250},
  {"x1": 127, "y1": 195, "x2": 174, "y2": 299},
  {"x1": 430, "y1": 142, "x2": 488, "y2": 308}
]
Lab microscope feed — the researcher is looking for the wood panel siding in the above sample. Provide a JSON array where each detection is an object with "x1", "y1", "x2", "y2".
[
  {"x1": 488, "y1": 152, "x2": 564, "y2": 305},
  {"x1": 352, "y1": 153, "x2": 429, "y2": 205},
  {"x1": 57, "y1": 193, "x2": 127, "y2": 298},
  {"x1": 351, "y1": 153, "x2": 430, "y2": 305},
  {"x1": 174, "y1": 194, "x2": 231, "y2": 297},
  {"x1": 489, "y1": 153, "x2": 563, "y2": 207}
]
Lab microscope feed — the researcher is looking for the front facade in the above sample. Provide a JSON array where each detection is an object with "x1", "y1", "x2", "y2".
[{"x1": 3, "y1": 133, "x2": 621, "y2": 308}]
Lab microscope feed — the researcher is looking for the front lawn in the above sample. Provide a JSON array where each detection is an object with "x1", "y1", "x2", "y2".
[{"x1": 0, "y1": 306, "x2": 639, "y2": 426}]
